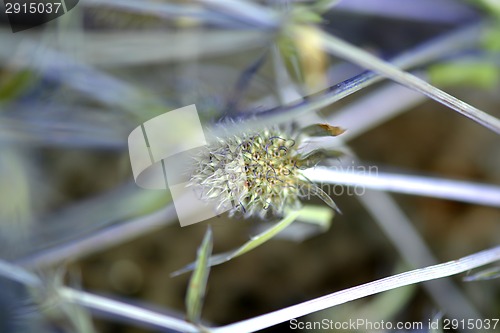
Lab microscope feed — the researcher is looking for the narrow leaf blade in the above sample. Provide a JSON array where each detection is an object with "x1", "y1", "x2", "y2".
[
  {"x1": 172, "y1": 210, "x2": 301, "y2": 276},
  {"x1": 185, "y1": 226, "x2": 213, "y2": 324}
]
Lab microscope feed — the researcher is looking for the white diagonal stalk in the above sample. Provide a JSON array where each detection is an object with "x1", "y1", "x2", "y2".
[
  {"x1": 304, "y1": 26, "x2": 500, "y2": 135},
  {"x1": 357, "y1": 189, "x2": 482, "y2": 324},
  {"x1": 211, "y1": 246, "x2": 500, "y2": 333},
  {"x1": 301, "y1": 167, "x2": 500, "y2": 207},
  {"x1": 60, "y1": 288, "x2": 200, "y2": 333}
]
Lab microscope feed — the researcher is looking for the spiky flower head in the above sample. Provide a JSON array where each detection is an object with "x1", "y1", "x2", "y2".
[{"x1": 188, "y1": 124, "x2": 344, "y2": 219}]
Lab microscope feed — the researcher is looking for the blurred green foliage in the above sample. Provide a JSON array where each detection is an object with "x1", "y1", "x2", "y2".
[
  {"x1": 428, "y1": 61, "x2": 499, "y2": 88},
  {"x1": 0, "y1": 69, "x2": 37, "y2": 101},
  {"x1": 430, "y1": 0, "x2": 500, "y2": 88}
]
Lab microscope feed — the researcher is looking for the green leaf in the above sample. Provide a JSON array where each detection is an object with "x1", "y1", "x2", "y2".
[
  {"x1": 185, "y1": 226, "x2": 213, "y2": 324},
  {"x1": 295, "y1": 205, "x2": 334, "y2": 231},
  {"x1": 172, "y1": 210, "x2": 301, "y2": 276},
  {"x1": 428, "y1": 62, "x2": 499, "y2": 89},
  {"x1": 482, "y1": 25, "x2": 500, "y2": 51}
]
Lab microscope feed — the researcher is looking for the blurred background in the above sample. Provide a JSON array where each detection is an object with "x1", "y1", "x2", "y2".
[{"x1": 0, "y1": 1, "x2": 499, "y2": 332}]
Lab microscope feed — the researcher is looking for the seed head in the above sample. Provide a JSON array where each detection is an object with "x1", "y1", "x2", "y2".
[{"x1": 188, "y1": 125, "x2": 342, "y2": 219}]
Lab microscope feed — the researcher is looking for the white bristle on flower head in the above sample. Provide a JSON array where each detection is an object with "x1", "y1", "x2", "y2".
[{"x1": 188, "y1": 124, "x2": 343, "y2": 219}]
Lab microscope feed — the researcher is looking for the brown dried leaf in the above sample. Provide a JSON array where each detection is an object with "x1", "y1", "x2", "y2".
[
  {"x1": 299, "y1": 123, "x2": 346, "y2": 138},
  {"x1": 317, "y1": 123, "x2": 346, "y2": 136}
]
